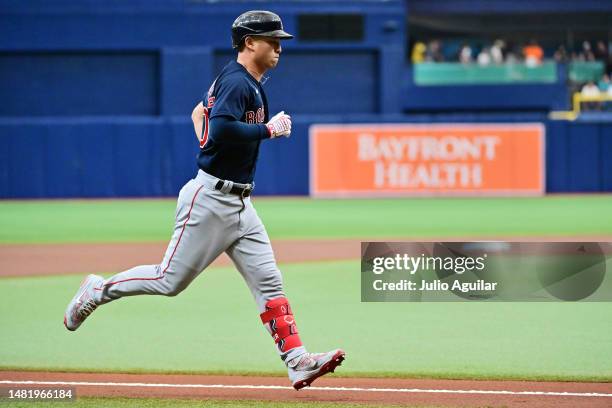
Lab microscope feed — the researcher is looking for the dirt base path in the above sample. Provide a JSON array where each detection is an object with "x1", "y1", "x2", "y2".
[
  {"x1": 3, "y1": 236, "x2": 610, "y2": 278},
  {"x1": 1, "y1": 371, "x2": 611, "y2": 407},
  {"x1": 0, "y1": 239, "x2": 359, "y2": 277}
]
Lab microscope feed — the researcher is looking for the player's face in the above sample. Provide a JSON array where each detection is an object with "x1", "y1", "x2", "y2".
[{"x1": 251, "y1": 37, "x2": 282, "y2": 69}]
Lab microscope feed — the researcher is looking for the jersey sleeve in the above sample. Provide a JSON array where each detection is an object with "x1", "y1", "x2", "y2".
[
  {"x1": 209, "y1": 116, "x2": 270, "y2": 144},
  {"x1": 209, "y1": 79, "x2": 250, "y2": 121}
]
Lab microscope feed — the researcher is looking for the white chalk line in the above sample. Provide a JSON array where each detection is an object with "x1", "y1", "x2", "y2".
[{"x1": 1, "y1": 380, "x2": 611, "y2": 398}]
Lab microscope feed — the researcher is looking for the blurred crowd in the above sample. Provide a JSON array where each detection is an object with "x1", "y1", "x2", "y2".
[
  {"x1": 411, "y1": 38, "x2": 612, "y2": 111},
  {"x1": 580, "y1": 75, "x2": 612, "y2": 111},
  {"x1": 411, "y1": 39, "x2": 611, "y2": 69}
]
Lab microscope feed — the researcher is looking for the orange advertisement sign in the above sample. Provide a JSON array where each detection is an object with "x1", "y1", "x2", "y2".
[{"x1": 309, "y1": 123, "x2": 545, "y2": 197}]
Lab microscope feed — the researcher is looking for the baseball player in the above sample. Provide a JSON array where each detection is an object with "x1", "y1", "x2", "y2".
[{"x1": 63, "y1": 10, "x2": 345, "y2": 390}]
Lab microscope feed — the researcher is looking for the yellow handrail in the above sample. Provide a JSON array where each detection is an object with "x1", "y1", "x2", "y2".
[{"x1": 550, "y1": 92, "x2": 612, "y2": 121}]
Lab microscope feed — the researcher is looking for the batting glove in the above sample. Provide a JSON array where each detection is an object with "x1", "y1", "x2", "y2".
[{"x1": 266, "y1": 111, "x2": 292, "y2": 138}]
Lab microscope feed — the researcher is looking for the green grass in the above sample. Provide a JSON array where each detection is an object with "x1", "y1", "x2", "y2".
[
  {"x1": 0, "y1": 196, "x2": 611, "y2": 244},
  {"x1": 1, "y1": 260, "x2": 611, "y2": 382},
  {"x1": 1, "y1": 196, "x2": 611, "y2": 383},
  {"x1": 5, "y1": 397, "x2": 442, "y2": 408}
]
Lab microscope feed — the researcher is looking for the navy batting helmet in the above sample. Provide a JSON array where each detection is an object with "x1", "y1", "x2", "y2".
[{"x1": 231, "y1": 10, "x2": 293, "y2": 49}]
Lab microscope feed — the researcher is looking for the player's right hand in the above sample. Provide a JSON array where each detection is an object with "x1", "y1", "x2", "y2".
[{"x1": 266, "y1": 111, "x2": 292, "y2": 138}]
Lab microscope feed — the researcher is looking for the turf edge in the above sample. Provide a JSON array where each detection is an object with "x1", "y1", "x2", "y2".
[{"x1": 1, "y1": 366, "x2": 610, "y2": 383}]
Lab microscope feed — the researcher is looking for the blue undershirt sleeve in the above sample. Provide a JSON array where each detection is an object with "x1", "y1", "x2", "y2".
[{"x1": 208, "y1": 115, "x2": 270, "y2": 144}]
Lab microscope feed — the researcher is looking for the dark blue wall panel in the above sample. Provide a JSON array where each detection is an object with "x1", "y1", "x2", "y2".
[
  {"x1": 545, "y1": 120, "x2": 612, "y2": 193},
  {"x1": 0, "y1": 52, "x2": 159, "y2": 116},
  {"x1": 408, "y1": 0, "x2": 612, "y2": 14},
  {"x1": 0, "y1": 118, "x2": 196, "y2": 198},
  {"x1": 214, "y1": 51, "x2": 379, "y2": 115},
  {"x1": 44, "y1": 124, "x2": 81, "y2": 197},
  {"x1": 256, "y1": 120, "x2": 311, "y2": 195},
  {"x1": 3, "y1": 123, "x2": 46, "y2": 197},
  {"x1": 161, "y1": 48, "x2": 213, "y2": 116},
  {"x1": 402, "y1": 74, "x2": 569, "y2": 112},
  {"x1": 545, "y1": 121, "x2": 569, "y2": 193},
  {"x1": 1, "y1": 117, "x2": 611, "y2": 198},
  {"x1": 81, "y1": 124, "x2": 115, "y2": 197},
  {"x1": 166, "y1": 119, "x2": 201, "y2": 194},
  {"x1": 603, "y1": 126, "x2": 612, "y2": 192},
  {"x1": 0, "y1": 1, "x2": 610, "y2": 197},
  {"x1": 0, "y1": 1, "x2": 405, "y2": 50},
  {"x1": 0, "y1": 123, "x2": 9, "y2": 197},
  {"x1": 114, "y1": 123, "x2": 155, "y2": 196},
  {"x1": 567, "y1": 124, "x2": 601, "y2": 192}
]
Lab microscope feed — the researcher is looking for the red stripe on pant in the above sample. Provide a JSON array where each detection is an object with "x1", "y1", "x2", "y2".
[{"x1": 94, "y1": 184, "x2": 204, "y2": 291}]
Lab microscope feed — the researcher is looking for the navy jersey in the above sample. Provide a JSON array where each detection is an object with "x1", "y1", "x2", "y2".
[{"x1": 197, "y1": 60, "x2": 270, "y2": 184}]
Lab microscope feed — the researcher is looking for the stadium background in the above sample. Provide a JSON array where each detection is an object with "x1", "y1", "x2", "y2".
[
  {"x1": 1, "y1": 0, "x2": 611, "y2": 197},
  {"x1": 1, "y1": 1, "x2": 611, "y2": 407}
]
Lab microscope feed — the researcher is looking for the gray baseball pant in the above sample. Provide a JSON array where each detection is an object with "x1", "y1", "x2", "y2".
[{"x1": 92, "y1": 169, "x2": 306, "y2": 363}]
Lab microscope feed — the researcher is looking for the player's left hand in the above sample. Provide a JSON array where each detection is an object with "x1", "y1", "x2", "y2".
[{"x1": 266, "y1": 111, "x2": 292, "y2": 138}]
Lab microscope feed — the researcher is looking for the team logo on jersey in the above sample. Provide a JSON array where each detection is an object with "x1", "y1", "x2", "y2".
[
  {"x1": 199, "y1": 106, "x2": 210, "y2": 149},
  {"x1": 246, "y1": 107, "x2": 265, "y2": 124},
  {"x1": 199, "y1": 78, "x2": 219, "y2": 148},
  {"x1": 206, "y1": 79, "x2": 218, "y2": 108}
]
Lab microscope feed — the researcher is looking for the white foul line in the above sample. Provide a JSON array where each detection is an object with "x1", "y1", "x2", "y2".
[{"x1": 1, "y1": 380, "x2": 611, "y2": 398}]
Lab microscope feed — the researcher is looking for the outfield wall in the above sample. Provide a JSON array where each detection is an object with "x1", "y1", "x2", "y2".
[
  {"x1": 1, "y1": 116, "x2": 610, "y2": 198},
  {"x1": 2, "y1": 1, "x2": 611, "y2": 197},
  {"x1": 2, "y1": 0, "x2": 604, "y2": 118}
]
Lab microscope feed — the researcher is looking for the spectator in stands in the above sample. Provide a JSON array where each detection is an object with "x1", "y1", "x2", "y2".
[
  {"x1": 594, "y1": 40, "x2": 611, "y2": 73},
  {"x1": 581, "y1": 80, "x2": 600, "y2": 97},
  {"x1": 580, "y1": 41, "x2": 595, "y2": 61},
  {"x1": 607, "y1": 76, "x2": 612, "y2": 111},
  {"x1": 570, "y1": 51, "x2": 582, "y2": 61},
  {"x1": 411, "y1": 41, "x2": 426, "y2": 64},
  {"x1": 594, "y1": 41, "x2": 608, "y2": 62},
  {"x1": 477, "y1": 47, "x2": 491, "y2": 66},
  {"x1": 598, "y1": 74, "x2": 612, "y2": 110},
  {"x1": 459, "y1": 43, "x2": 472, "y2": 64},
  {"x1": 598, "y1": 74, "x2": 609, "y2": 93},
  {"x1": 490, "y1": 40, "x2": 505, "y2": 64},
  {"x1": 426, "y1": 40, "x2": 444, "y2": 62},
  {"x1": 608, "y1": 41, "x2": 612, "y2": 72},
  {"x1": 554, "y1": 45, "x2": 568, "y2": 63},
  {"x1": 581, "y1": 81, "x2": 601, "y2": 111},
  {"x1": 607, "y1": 75, "x2": 612, "y2": 111},
  {"x1": 523, "y1": 40, "x2": 543, "y2": 67},
  {"x1": 503, "y1": 40, "x2": 519, "y2": 64},
  {"x1": 504, "y1": 50, "x2": 518, "y2": 64}
]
